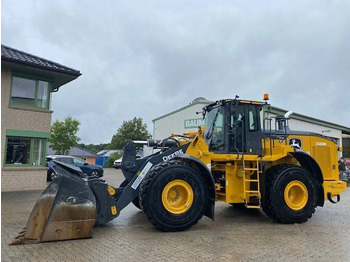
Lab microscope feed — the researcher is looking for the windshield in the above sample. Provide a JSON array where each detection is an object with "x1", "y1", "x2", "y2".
[
  {"x1": 73, "y1": 157, "x2": 86, "y2": 165},
  {"x1": 204, "y1": 106, "x2": 225, "y2": 150},
  {"x1": 204, "y1": 107, "x2": 219, "y2": 140}
]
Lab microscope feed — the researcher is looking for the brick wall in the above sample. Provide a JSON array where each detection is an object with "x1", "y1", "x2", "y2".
[
  {"x1": 1, "y1": 67, "x2": 52, "y2": 191},
  {"x1": 1, "y1": 168, "x2": 47, "y2": 191}
]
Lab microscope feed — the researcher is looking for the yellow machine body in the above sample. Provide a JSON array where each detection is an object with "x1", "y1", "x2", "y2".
[{"x1": 183, "y1": 127, "x2": 347, "y2": 206}]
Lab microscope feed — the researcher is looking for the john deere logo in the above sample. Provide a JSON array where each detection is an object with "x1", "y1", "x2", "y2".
[
  {"x1": 289, "y1": 138, "x2": 302, "y2": 149},
  {"x1": 66, "y1": 196, "x2": 76, "y2": 205}
]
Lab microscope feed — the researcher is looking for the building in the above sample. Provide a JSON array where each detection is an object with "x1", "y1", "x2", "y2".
[
  {"x1": 343, "y1": 135, "x2": 350, "y2": 158},
  {"x1": 153, "y1": 97, "x2": 211, "y2": 139},
  {"x1": 47, "y1": 147, "x2": 98, "y2": 164},
  {"x1": 263, "y1": 106, "x2": 350, "y2": 157},
  {"x1": 1, "y1": 45, "x2": 81, "y2": 191},
  {"x1": 152, "y1": 97, "x2": 350, "y2": 158},
  {"x1": 96, "y1": 150, "x2": 122, "y2": 166}
]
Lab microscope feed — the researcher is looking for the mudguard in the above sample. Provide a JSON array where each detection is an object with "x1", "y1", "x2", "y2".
[
  {"x1": 175, "y1": 154, "x2": 216, "y2": 220},
  {"x1": 290, "y1": 149, "x2": 324, "y2": 206}
]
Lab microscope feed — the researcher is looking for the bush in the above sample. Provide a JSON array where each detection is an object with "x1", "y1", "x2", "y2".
[{"x1": 106, "y1": 152, "x2": 123, "y2": 168}]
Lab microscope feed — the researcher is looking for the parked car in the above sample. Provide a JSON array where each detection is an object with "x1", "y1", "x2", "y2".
[
  {"x1": 114, "y1": 155, "x2": 142, "y2": 169},
  {"x1": 344, "y1": 159, "x2": 350, "y2": 167},
  {"x1": 339, "y1": 158, "x2": 350, "y2": 183},
  {"x1": 340, "y1": 168, "x2": 350, "y2": 183},
  {"x1": 46, "y1": 155, "x2": 104, "y2": 181}
]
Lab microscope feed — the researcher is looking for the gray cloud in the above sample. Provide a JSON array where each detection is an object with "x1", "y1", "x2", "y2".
[{"x1": 2, "y1": 0, "x2": 350, "y2": 143}]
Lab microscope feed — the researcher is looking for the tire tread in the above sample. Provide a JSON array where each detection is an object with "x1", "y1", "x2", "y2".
[{"x1": 140, "y1": 160, "x2": 207, "y2": 232}]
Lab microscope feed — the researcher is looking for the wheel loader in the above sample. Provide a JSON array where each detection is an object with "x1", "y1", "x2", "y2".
[{"x1": 11, "y1": 95, "x2": 348, "y2": 244}]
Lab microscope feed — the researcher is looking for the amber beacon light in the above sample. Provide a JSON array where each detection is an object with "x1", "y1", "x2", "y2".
[{"x1": 263, "y1": 93, "x2": 269, "y2": 101}]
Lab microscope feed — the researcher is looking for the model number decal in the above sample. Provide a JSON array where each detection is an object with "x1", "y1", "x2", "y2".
[
  {"x1": 131, "y1": 162, "x2": 153, "y2": 190},
  {"x1": 162, "y1": 149, "x2": 184, "y2": 162}
]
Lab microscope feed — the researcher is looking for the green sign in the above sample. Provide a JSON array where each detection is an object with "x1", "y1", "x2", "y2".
[{"x1": 184, "y1": 118, "x2": 206, "y2": 129}]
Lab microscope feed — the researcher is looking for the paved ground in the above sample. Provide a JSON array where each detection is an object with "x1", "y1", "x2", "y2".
[{"x1": 2, "y1": 168, "x2": 350, "y2": 262}]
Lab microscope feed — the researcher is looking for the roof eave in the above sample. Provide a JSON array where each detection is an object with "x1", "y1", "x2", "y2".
[
  {"x1": 2, "y1": 59, "x2": 81, "y2": 90},
  {"x1": 152, "y1": 100, "x2": 212, "y2": 122},
  {"x1": 267, "y1": 106, "x2": 350, "y2": 134}
]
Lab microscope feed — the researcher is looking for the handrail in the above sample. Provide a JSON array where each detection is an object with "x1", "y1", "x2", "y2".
[{"x1": 233, "y1": 119, "x2": 244, "y2": 160}]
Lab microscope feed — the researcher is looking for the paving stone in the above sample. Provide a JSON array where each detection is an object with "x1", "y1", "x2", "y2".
[{"x1": 2, "y1": 169, "x2": 350, "y2": 262}]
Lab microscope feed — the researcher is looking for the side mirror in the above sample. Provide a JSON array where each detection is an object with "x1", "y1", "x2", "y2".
[{"x1": 84, "y1": 162, "x2": 89, "y2": 165}]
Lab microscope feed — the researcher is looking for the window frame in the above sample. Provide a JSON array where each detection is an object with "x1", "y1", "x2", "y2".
[
  {"x1": 10, "y1": 72, "x2": 53, "y2": 110},
  {"x1": 4, "y1": 130, "x2": 50, "y2": 168}
]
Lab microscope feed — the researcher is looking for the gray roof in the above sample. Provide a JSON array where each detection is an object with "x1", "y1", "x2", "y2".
[
  {"x1": 97, "y1": 150, "x2": 122, "y2": 156},
  {"x1": 153, "y1": 97, "x2": 213, "y2": 122},
  {"x1": 266, "y1": 106, "x2": 350, "y2": 135},
  {"x1": 1, "y1": 45, "x2": 81, "y2": 77},
  {"x1": 47, "y1": 147, "x2": 98, "y2": 158}
]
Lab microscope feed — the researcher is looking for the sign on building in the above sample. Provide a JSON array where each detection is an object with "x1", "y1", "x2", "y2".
[{"x1": 184, "y1": 118, "x2": 206, "y2": 129}]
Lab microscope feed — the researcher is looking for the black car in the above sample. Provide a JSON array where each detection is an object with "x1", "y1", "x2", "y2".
[{"x1": 46, "y1": 155, "x2": 104, "y2": 181}]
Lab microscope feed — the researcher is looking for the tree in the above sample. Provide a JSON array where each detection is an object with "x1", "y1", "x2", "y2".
[
  {"x1": 49, "y1": 116, "x2": 80, "y2": 155},
  {"x1": 110, "y1": 117, "x2": 151, "y2": 149},
  {"x1": 106, "y1": 152, "x2": 123, "y2": 168}
]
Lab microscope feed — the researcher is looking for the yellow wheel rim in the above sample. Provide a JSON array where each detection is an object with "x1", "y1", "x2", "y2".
[
  {"x1": 284, "y1": 181, "x2": 308, "y2": 210},
  {"x1": 162, "y1": 180, "x2": 194, "y2": 214}
]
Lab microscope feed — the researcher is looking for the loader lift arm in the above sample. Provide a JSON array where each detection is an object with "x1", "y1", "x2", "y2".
[{"x1": 11, "y1": 138, "x2": 214, "y2": 244}]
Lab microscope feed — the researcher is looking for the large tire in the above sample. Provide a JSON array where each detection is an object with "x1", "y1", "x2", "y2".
[
  {"x1": 132, "y1": 196, "x2": 142, "y2": 210},
  {"x1": 139, "y1": 160, "x2": 208, "y2": 232},
  {"x1": 261, "y1": 167, "x2": 279, "y2": 221},
  {"x1": 262, "y1": 165, "x2": 317, "y2": 224}
]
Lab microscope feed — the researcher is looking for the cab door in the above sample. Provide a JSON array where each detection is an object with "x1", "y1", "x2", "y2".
[
  {"x1": 243, "y1": 104, "x2": 262, "y2": 155},
  {"x1": 228, "y1": 103, "x2": 262, "y2": 155}
]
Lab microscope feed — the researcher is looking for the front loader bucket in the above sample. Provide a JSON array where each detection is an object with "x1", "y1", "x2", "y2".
[{"x1": 10, "y1": 165, "x2": 97, "y2": 245}]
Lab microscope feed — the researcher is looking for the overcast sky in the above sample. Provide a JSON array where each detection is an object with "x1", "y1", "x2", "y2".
[{"x1": 2, "y1": 0, "x2": 350, "y2": 144}]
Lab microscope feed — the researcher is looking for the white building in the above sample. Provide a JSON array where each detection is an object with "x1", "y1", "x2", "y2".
[{"x1": 152, "y1": 97, "x2": 350, "y2": 158}]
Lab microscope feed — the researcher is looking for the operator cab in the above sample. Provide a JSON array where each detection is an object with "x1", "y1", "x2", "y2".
[{"x1": 203, "y1": 99, "x2": 263, "y2": 155}]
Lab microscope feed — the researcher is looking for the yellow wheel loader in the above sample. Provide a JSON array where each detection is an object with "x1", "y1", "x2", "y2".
[{"x1": 11, "y1": 96, "x2": 347, "y2": 244}]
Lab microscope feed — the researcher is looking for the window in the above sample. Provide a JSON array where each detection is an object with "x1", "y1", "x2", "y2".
[
  {"x1": 33, "y1": 139, "x2": 45, "y2": 166},
  {"x1": 229, "y1": 105, "x2": 245, "y2": 152},
  {"x1": 58, "y1": 158, "x2": 74, "y2": 164},
  {"x1": 11, "y1": 75, "x2": 51, "y2": 109},
  {"x1": 208, "y1": 107, "x2": 225, "y2": 151},
  {"x1": 5, "y1": 137, "x2": 46, "y2": 166},
  {"x1": 6, "y1": 138, "x2": 31, "y2": 164},
  {"x1": 73, "y1": 158, "x2": 86, "y2": 165},
  {"x1": 248, "y1": 107, "x2": 258, "y2": 131}
]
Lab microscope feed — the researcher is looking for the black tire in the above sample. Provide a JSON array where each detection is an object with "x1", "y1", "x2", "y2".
[
  {"x1": 90, "y1": 170, "x2": 100, "y2": 177},
  {"x1": 262, "y1": 164, "x2": 317, "y2": 224},
  {"x1": 139, "y1": 160, "x2": 208, "y2": 232},
  {"x1": 132, "y1": 196, "x2": 142, "y2": 210},
  {"x1": 261, "y1": 167, "x2": 279, "y2": 221},
  {"x1": 47, "y1": 170, "x2": 58, "y2": 182}
]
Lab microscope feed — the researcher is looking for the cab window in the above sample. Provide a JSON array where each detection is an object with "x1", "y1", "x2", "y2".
[
  {"x1": 248, "y1": 108, "x2": 258, "y2": 131},
  {"x1": 209, "y1": 107, "x2": 225, "y2": 151}
]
